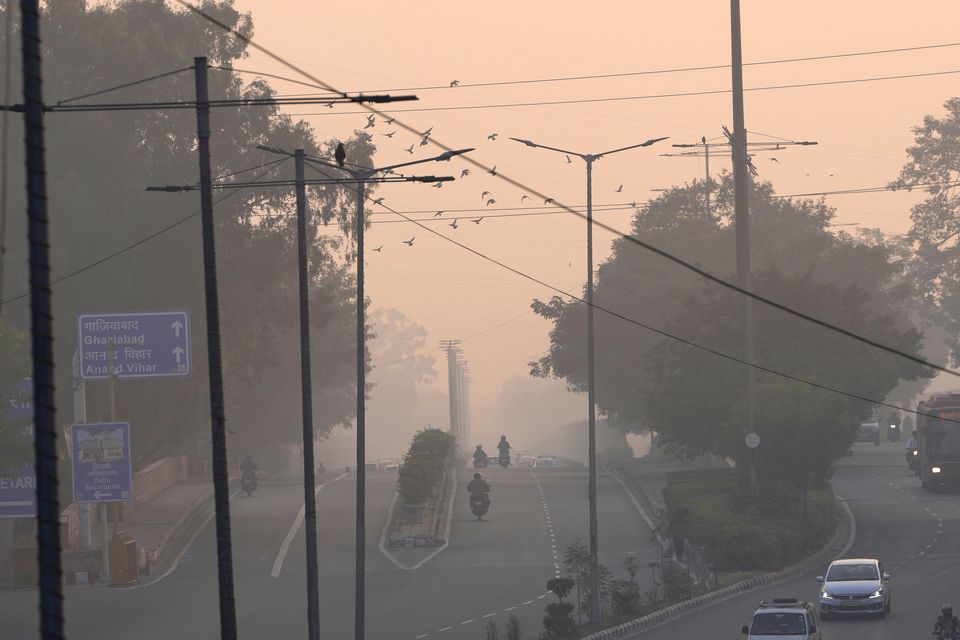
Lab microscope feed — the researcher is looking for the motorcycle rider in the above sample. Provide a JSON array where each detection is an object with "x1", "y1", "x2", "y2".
[
  {"x1": 240, "y1": 454, "x2": 258, "y2": 484},
  {"x1": 906, "y1": 429, "x2": 919, "y2": 467},
  {"x1": 497, "y1": 435, "x2": 511, "y2": 465},
  {"x1": 473, "y1": 445, "x2": 488, "y2": 467},
  {"x1": 467, "y1": 472, "x2": 490, "y2": 510},
  {"x1": 934, "y1": 603, "x2": 960, "y2": 638}
]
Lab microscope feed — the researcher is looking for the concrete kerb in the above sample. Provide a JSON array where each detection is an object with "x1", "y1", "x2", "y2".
[
  {"x1": 378, "y1": 470, "x2": 457, "y2": 570},
  {"x1": 581, "y1": 489, "x2": 855, "y2": 639}
]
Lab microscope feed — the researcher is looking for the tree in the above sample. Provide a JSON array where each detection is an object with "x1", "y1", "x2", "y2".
[
  {"x1": 0, "y1": 1, "x2": 371, "y2": 470},
  {"x1": 532, "y1": 175, "x2": 930, "y2": 482},
  {"x1": 892, "y1": 97, "x2": 960, "y2": 364},
  {"x1": 0, "y1": 320, "x2": 31, "y2": 467}
]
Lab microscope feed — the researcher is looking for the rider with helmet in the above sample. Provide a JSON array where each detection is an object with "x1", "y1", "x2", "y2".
[
  {"x1": 473, "y1": 444, "x2": 488, "y2": 468},
  {"x1": 467, "y1": 472, "x2": 491, "y2": 511},
  {"x1": 934, "y1": 604, "x2": 960, "y2": 639},
  {"x1": 497, "y1": 435, "x2": 511, "y2": 467}
]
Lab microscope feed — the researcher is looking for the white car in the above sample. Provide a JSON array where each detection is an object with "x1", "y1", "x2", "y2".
[
  {"x1": 532, "y1": 456, "x2": 559, "y2": 468},
  {"x1": 742, "y1": 599, "x2": 820, "y2": 640},
  {"x1": 817, "y1": 558, "x2": 891, "y2": 619}
]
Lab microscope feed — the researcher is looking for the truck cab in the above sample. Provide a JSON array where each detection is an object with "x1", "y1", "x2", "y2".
[{"x1": 742, "y1": 599, "x2": 820, "y2": 640}]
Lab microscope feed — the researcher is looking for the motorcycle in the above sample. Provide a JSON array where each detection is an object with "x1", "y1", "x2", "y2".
[
  {"x1": 498, "y1": 452, "x2": 510, "y2": 468},
  {"x1": 470, "y1": 493, "x2": 490, "y2": 520},
  {"x1": 241, "y1": 471, "x2": 258, "y2": 496},
  {"x1": 473, "y1": 453, "x2": 488, "y2": 469},
  {"x1": 907, "y1": 448, "x2": 918, "y2": 474}
]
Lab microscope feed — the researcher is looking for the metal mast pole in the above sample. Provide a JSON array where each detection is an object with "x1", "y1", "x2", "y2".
[
  {"x1": 585, "y1": 156, "x2": 600, "y2": 625},
  {"x1": 355, "y1": 178, "x2": 366, "y2": 640},
  {"x1": 20, "y1": 1, "x2": 62, "y2": 635},
  {"x1": 194, "y1": 56, "x2": 237, "y2": 640},
  {"x1": 295, "y1": 149, "x2": 321, "y2": 640},
  {"x1": 729, "y1": 1, "x2": 757, "y2": 491}
]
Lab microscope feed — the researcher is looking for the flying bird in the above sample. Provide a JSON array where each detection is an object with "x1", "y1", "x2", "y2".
[
  {"x1": 544, "y1": 198, "x2": 554, "y2": 204},
  {"x1": 460, "y1": 169, "x2": 471, "y2": 178},
  {"x1": 449, "y1": 219, "x2": 459, "y2": 229},
  {"x1": 615, "y1": 184, "x2": 623, "y2": 193},
  {"x1": 434, "y1": 211, "x2": 444, "y2": 217},
  {"x1": 373, "y1": 245, "x2": 383, "y2": 252},
  {"x1": 488, "y1": 133, "x2": 498, "y2": 141},
  {"x1": 335, "y1": 143, "x2": 346, "y2": 168},
  {"x1": 489, "y1": 165, "x2": 497, "y2": 176},
  {"x1": 373, "y1": 197, "x2": 385, "y2": 205},
  {"x1": 521, "y1": 195, "x2": 530, "y2": 202},
  {"x1": 481, "y1": 191, "x2": 491, "y2": 199},
  {"x1": 486, "y1": 199, "x2": 496, "y2": 207},
  {"x1": 364, "y1": 114, "x2": 376, "y2": 129},
  {"x1": 383, "y1": 116, "x2": 396, "y2": 124},
  {"x1": 472, "y1": 217, "x2": 484, "y2": 224},
  {"x1": 323, "y1": 102, "x2": 335, "y2": 109},
  {"x1": 419, "y1": 137, "x2": 430, "y2": 147},
  {"x1": 382, "y1": 131, "x2": 397, "y2": 138},
  {"x1": 565, "y1": 155, "x2": 572, "y2": 164},
  {"x1": 770, "y1": 157, "x2": 779, "y2": 163},
  {"x1": 449, "y1": 80, "x2": 460, "y2": 87},
  {"x1": 403, "y1": 237, "x2": 415, "y2": 246},
  {"x1": 628, "y1": 201, "x2": 637, "y2": 208},
  {"x1": 404, "y1": 144, "x2": 415, "y2": 154},
  {"x1": 422, "y1": 126, "x2": 434, "y2": 137},
  {"x1": 432, "y1": 182, "x2": 444, "y2": 188}
]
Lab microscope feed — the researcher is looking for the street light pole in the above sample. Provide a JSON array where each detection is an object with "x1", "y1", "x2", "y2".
[
  {"x1": 510, "y1": 135, "x2": 666, "y2": 626},
  {"x1": 294, "y1": 149, "x2": 321, "y2": 640}
]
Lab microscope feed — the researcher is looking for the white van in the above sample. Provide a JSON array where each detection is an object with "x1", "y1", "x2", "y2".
[{"x1": 742, "y1": 599, "x2": 821, "y2": 640}]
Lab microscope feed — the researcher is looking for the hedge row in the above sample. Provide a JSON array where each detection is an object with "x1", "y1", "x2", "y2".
[
  {"x1": 662, "y1": 479, "x2": 836, "y2": 572},
  {"x1": 397, "y1": 428, "x2": 456, "y2": 505}
]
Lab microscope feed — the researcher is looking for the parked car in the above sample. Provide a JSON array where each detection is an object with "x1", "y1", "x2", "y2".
[
  {"x1": 856, "y1": 422, "x2": 881, "y2": 446},
  {"x1": 364, "y1": 461, "x2": 381, "y2": 472},
  {"x1": 381, "y1": 460, "x2": 399, "y2": 472},
  {"x1": 742, "y1": 599, "x2": 820, "y2": 640},
  {"x1": 817, "y1": 558, "x2": 891, "y2": 619}
]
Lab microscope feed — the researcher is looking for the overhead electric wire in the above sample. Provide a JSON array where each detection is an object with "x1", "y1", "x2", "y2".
[
  {"x1": 256, "y1": 40, "x2": 960, "y2": 96},
  {"x1": 0, "y1": 157, "x2": 291, "y2": 308},
  {"x1": 55, "y1": 66, "x2": 194, "y2": 105},
  {"x1": 303, "y1": 158, "x2": 958, "y2": 424},
  {"x1": 288, "y1": 69, "x2": 960, "y2": 117},
  {"x1": 179, "y1": 2, "x2": 960, "y2": 380}
]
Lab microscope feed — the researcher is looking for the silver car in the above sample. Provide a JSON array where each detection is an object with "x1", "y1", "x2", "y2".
[{"x1": 817, "y1": 558, "x2": 891, "y2": 619}]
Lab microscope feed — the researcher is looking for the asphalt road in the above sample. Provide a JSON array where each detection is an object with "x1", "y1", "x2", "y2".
[
  {"x1": 0, "y1": 460, "x2": 659, "y2": 639},
  {"x1": 633, "y1": 442, "x2": 954, "y2": 640}
]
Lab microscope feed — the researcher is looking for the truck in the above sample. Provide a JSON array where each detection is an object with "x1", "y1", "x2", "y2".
[{"x1": 917, "y1": 391, "x2": 960, "y2": 491}]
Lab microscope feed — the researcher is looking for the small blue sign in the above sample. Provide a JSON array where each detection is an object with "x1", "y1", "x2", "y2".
[
  {"x1": 70, "y1": 422, "x2": 132, "y2": 503},
  {"x1": 2, "y1": 378, "x2": 32, "y2": 423},
  {"x1": 78, "y1": 311, "x2": 190, "y2": 380},
  {"x1": 0, "y1": 464, "x2": 36, "y2": 519}
]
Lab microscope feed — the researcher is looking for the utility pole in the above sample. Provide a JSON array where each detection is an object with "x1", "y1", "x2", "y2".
[
  {"x1": 20, "y1": 0, "x2": 63, "y2": 635},
  {"x1": 194, "y1": 56, "x2": 237, "y2": 640},
  {"x1": 294, "y1": 149, "x2": 321, "y2": 640},
  {"x1": 353, "y1": 176, "x2": 367, "y2": 640},
  {"x1": 729, "y1": 0, "x2": 758, "y2": 493},
  {"x1": 441, "y1": 341, "x2": 462, "y2": 443}
]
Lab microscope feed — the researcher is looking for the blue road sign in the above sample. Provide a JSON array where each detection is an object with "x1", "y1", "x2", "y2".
[
  {"x1": 70, "y1": 422, "x2": 133, "y2": 503},
  {"x1": 78, "y1": 311, "x2": 190, "y2": 380},
  {"x1": 0, "y1": 465, "x2": 36, "y2": 519},
  {"x1": 2, "y1": 378, "x2": 32, "y2": 423}
]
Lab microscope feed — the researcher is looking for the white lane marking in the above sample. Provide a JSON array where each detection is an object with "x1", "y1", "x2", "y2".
[
  {"x1": 504, "y1": 606, "x2": 516, "y2": 612},
  {"x1": 437, "y1": 626, "x2": 452, "y2": 632},
  {"x1": 523, "y1": 600, "x2": 534, "y2": 605},
  {"x1": 461, "y1": 620, "x2": 475, "y2": 625},
  {"x1": 271, "y1": 472, "x2": 348, "y2": 578},
  {"x1": 415, "y1": 635, "x2": 428, "y2": 639},
  {"x1": 482, "y1": 613, "x2": 496, "y2": 618},
  {"x1": 538, "y1": 594, "x2": 547, "y2": 599}
]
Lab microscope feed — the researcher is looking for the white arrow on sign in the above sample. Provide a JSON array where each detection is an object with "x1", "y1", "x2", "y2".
[
  {"x1": 171, "y1": 320, "x2": 184, "y2": 337},
  {"x1": 93, "y1": 491, "x2": 112, "y2": 500},
  {"x1": 173, "y1": 346, "x2": 184, "y2": 363}
]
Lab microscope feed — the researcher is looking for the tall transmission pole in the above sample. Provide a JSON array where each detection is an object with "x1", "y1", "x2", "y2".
[
  {"x1": 441, "y1": 340, "x2": 462, "y2": 444},
  {"x1": 729, "y1": 0, "x2": 758, "y2": 492}
]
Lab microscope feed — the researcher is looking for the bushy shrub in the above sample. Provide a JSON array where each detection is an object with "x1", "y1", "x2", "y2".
[
  {"x1": 397, "y1": 428, "x2": 455, "y2": 505},
  {"x1": 661, "y1": 564, "x2": 695, "y2": 602},
  {"x1": 542, "y1": 602, "x2": 576, "y2": 639}
]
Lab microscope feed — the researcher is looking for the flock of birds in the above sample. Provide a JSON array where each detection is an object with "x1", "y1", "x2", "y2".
[{"x1": 351, "y1": 110, "x2": 640, "y2": 253}]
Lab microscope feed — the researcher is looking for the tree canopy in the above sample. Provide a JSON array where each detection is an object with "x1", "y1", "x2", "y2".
[
  {"x1": 0, "y1": 0, "x2": 374, "y2": 467},
  {"x1": 532, "y1": 174, "x2": 930, "y2": 480}
]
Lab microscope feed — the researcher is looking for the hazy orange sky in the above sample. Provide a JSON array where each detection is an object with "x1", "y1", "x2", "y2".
[{"x1": 232, "y1": 1, "x2": 960, "y2": 408}]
